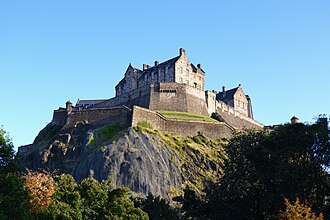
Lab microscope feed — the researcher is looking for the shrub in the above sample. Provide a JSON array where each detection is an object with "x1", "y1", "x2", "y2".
[{"x1": 211, "y1": 112, "x2": 225, "y2": 122}]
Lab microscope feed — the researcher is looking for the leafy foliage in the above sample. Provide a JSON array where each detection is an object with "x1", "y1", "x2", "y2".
[
  {"x1": 179, "y1": 117, "x2": 330, "y2": 219},
  {"x1": 135, "y1": 193, "x2": 181, "y2": 220},
  {"x1": 41, "y1": 175, "x2": 148, "y2": 219},
  {"x1": 210, "y1": 112, "x2": 225, "y2": 122},
  {"x1": 0, "y1": 127, "x2": 32, "y2": 220},
  {"x1": 24, "y1": 170, "x2": 55, "y2": 215},
  {"x1": 279, "y1": 198, "x2": 324, "y2": 220}
]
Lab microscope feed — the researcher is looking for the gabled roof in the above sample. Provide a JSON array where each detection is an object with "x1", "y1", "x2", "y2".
[
  {"x1": 116, "y1": 64, "x2": 142, "y2": 87},
  {"x1": 138, "y1": 55, "x2": 180, "y2": 80},
  {"x1": 216, "y1": 87, "x2": 239, "y2": 101}
]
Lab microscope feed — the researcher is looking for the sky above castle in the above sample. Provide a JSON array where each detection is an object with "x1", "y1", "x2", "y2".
[{"x1": 1, "y1": 0, "x2": 329, "y2": 149}]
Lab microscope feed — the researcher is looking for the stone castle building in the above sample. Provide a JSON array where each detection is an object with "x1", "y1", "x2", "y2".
[{"x1": 51, "y1": 48, "x2": 263, "y2": 139}]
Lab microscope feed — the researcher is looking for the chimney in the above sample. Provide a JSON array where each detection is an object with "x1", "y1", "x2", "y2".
[
  {"x1": 197, "y1": 64, "x2": 201, "y2": 69},
  {"x1": 143, "y1": 64, "x2": 150, "y2": 71},
  {"x1": 238, "y1": 84, "x2": 242, "y2": 87},
  {"x1": 179, "y1": 48, "x2": 185, "y2": 56},
  {"x1": 222, "y1": 86, "x2": 226, "y2": 92},
  {"x1": 154, "y1": 61, "x2": 159, "y2": 66}
]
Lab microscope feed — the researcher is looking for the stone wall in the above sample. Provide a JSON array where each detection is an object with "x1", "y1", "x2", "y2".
[
  {"x1": 52, "y1": 106, "x2": 132, "y2": 128},
  {"x1": 149, "y1": 83, "x2": 209, "y2": 116},
  {"x1": 205, "y1": 90, "x2": 263, "y2": 129},
  {"x1": 52, "y1": 108, "x2": 67, "y2": 126},
  {"x1": 174, "y1": 50, "x2": 205, "y2": 91},
  {"x1": 95, "y1": 85, "x2": 151, "y2": 109},
  {"x1": 215, "y1": 101, "x2": 264, "y2": 129},
  {"x1": 131, "y1": 106, "x2": 234, "y2": 139},
  {"x1": 67, "y1": 106, "x2": 132, "y2": 127},
  {"x1": 131, "y1": 106, "x2": 166, "y2": 131}
]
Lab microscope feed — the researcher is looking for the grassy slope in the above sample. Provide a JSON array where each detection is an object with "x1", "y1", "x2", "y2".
[
  {"x1": 157, "y1": 110, "x2": 218, "y2": 123},
  {"x1": 135, "y1": 124, "x2": 227, "y2": 197}
]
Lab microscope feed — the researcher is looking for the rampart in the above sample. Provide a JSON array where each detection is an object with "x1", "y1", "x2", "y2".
[
  {"x1": 94, "y1": 85, "x2": 151, "y2": 109},
  {"x1": 149, "y1": 83, "x2": 209, "y2": 116},
  {"x1": 205, "y1": 91, "x2": 263, "y2": 129},
  {"x1": 131, "y1": 106, "x2": 234, "y2": 139},
  {"x1": 95, "y1": 82, "x2": 209, "y2": 116},
  {"x1": 215, "y1": 101, "x2": 263, "y2": 129},
  {"x1": 52, "y1": 106, "x2": 132, "y2": 128}
]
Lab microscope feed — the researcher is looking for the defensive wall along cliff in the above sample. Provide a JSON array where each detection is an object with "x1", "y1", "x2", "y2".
[
  {"x1": 52, "y1": 105, "x2": 132, "y2": 128},
  {"x1": 131, "y1": 106, "x2": 234, "y2": 139}
]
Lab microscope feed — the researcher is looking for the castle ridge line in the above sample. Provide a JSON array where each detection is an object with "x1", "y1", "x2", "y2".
[{"x1": 51, "y1": 48, "x2": 264, "y2": 139}]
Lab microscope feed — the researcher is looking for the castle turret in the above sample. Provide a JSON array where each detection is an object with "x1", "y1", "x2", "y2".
[
  {"x1": 291, "y1": 116, "x2": 299, "y2": 124},
  {"x1": 66, "y1": 100, "x2": 73, "y2": 114}
]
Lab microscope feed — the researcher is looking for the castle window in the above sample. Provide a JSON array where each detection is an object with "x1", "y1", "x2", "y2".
[
  {"x1": 180, "y1": 67, "x2": 183, "y2": 74},
  {"x1": 194, "y1": 82, "x2": 197, "y2": 88},
  {"x1": 180, "y1": 77, "x2": 183, "y2": 83},
  {"x1": 152, "y1": 72, "x2": 155, "y2": 80},
  {"x1": 186, "y1": 69, "x2": 189, "y2": 77},
  {"x1": 145, "y1": 75, "x2": 148, "y2": 82},
  {"x1": 165, "y1": 66, "x2": 168, "y2": 74},
  {"x1": 158, "y1": 69, "x2": 161, "y2": 78}
]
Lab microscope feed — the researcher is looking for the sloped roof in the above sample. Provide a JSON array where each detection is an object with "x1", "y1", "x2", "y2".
[
  {"x1": 216, "y1": 87, "x2": 239, "y2": 101},
  {"x1": 138, "y1": 56, "x2": 180, "y2": 80}
]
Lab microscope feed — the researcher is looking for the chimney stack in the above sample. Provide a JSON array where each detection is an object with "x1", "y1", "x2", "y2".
[
  {"x1": 222, "y1": 86, "x2": 226, "y2": 92},
  {"x1": 197, "y1": 64, "x2": 201, "y2": 69},
  {"x1": 154, "y1": 61, "x2": 159, "y2": 66},
  {"x1": 179, "y1": 48, "x2": 185, "y2": 56},
  {"x1": 143, "y1": 64, "x2": 150, "y2": 71}
]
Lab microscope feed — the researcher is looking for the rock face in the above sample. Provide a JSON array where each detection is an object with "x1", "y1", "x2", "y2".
[{"x1": 19, "y1": 122, "x2": 225, "y2": 198}]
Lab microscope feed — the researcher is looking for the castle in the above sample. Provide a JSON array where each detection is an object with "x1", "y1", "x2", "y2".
[{"x1": 51, "y1": 48, "x2": 263, "y2": 139}]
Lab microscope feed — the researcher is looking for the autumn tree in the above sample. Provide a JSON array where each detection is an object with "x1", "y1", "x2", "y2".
[
  {"x1": 24, "y1": 170, "x2": 55, "y2": 216},
  {"x1": 280, "y1": 198, "x2": 324, "y2": 220}
]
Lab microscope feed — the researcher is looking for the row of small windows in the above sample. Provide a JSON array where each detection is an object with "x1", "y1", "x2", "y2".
[{"x1": 145, "y1": 67, "x2": 171, "y2": 83}]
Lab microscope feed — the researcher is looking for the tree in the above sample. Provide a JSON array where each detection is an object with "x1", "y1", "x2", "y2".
[
  {"x1": 78, "y1": 177, "x2": 148, "y2": 219},
  {"x1": 24, "y1": 170, "x2": 55, "y2": 216},
  {"x1": 179, "y1": 118, "x2": 330, "y2": 219},
  {"x1": 0, "y1": 127, "x2": 31, "y2": 219},
  {"x1": 135, "y1": 193, "x2": 181, "y2": 220},
  {"x1": 42, "y1": 174, "x2": 83, "y2": 219},
  {"x1": 279, "y1": 198, "x2": 324, "y2": 220}
]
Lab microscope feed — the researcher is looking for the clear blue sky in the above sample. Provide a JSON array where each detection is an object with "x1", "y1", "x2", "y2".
[{"x1": 1, "y1": 1, "x2": 329, "y2": 150}]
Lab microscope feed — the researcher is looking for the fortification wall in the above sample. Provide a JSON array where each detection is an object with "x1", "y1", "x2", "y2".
[
  {"x1": 95, "y1": 85, "x2": 151, "y2": 109},
  {"x1": 205, "y1": 91, "x2": 263, "y2": 129},
  {"x1": 52, "y1": 106, "x2": 132, "y2": 128},
  {"x1": 52, "y1": 109, "x2": 67, "y2": 126},
  {"x1": 215, "y1": 101, "x2": 264, "y2": 129},
  {"x1": 66, "y1": 106, "x2": 132, "y2": 127},
  {"x1": 131, "y1": 106, "x2": 166, "y2": 131},
  {"x1": 149, "y1": 83, "x2": 209, "y2": 116},
  {"x1": 131, "y1": 106, "x2": 234, "y2": 139}
]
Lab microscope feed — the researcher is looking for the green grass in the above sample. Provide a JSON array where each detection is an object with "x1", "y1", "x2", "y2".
[
  {"x1": 157, "y1": 110, "x2": 218, "y2": 122},
  {"x1": 137, "y1": 120, "x2": 153, "y2": 129}
]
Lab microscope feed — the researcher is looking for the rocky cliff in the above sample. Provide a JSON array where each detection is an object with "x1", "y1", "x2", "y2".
[{"x1": 18, "y1": 121, "x2": 226, "y2": 198}]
